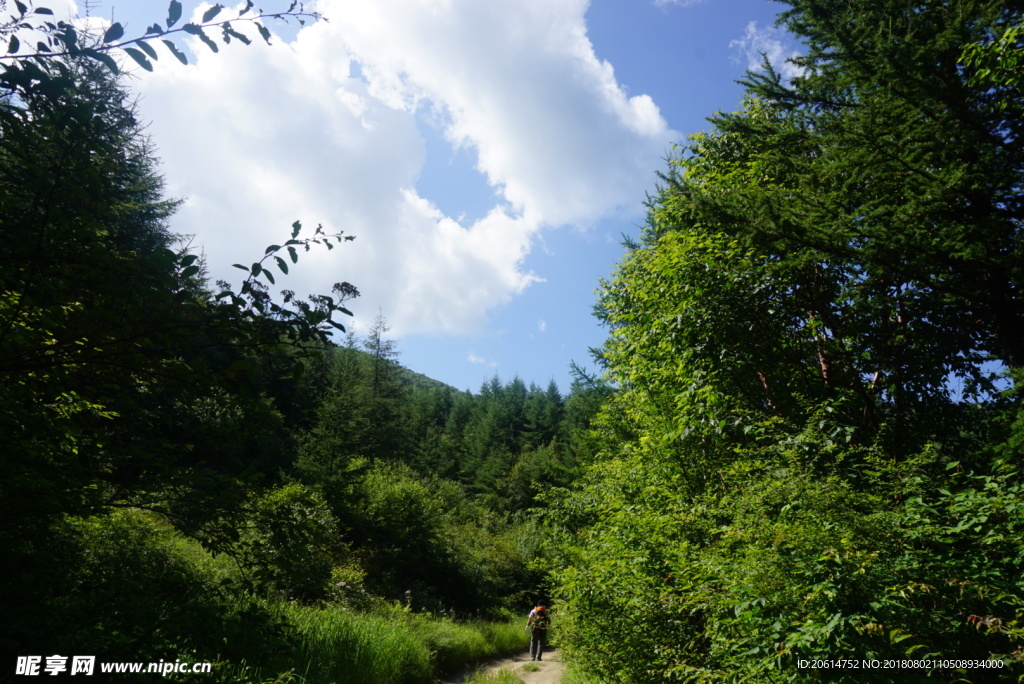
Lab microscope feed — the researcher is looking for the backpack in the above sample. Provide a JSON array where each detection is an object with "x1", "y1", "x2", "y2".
[{"x1": 531, "y1": 607, "x2": 549, "y2": 631}]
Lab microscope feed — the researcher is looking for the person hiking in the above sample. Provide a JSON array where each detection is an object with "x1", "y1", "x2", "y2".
[{"x1": 525, "y1": 604, "x2": 550, "y2": 661}]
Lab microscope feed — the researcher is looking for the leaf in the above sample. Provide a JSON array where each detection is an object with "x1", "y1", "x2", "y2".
[
  {"x1": 145, "y1": 23, "x2": 165, "y2": 35},
  {"x1": 241, "y1": 0, "x2": 254, "y2": 14},
  {"x1": 7, "y1": 36, "x2": 18, "y2": 54},
  {"x1": 56, "y1": 24, "x2": 77, "y2": 50},
  {"x1": 201, "y1": 4, "x2": 223, "y2": 23},
  {"x1": 82, "y1": 48, "x2": 119, "y2": 74},
  {"x1": 161, "y1": 39, "x2": 188, "y2": 65},
  {"x1": 182, "y1": 265, "x2": 200, "y2": 278},
  {"x1": 183, "y1": 24, "x2": 219, "y2": 52},
  {"x1": 251, "y1": 262, "x2": 262, "y2": 276},
  {"x1": 135, "y1": 40, "x2": 159, "y2": 61},
  {"x1": 262, "y1": 269, "x2": 275, "y2": 285},
  {"x1": 14, "y1": 0, "x2": 27, "y2": 16},
  {"x1": 167, "y1": 0, "x2": 183, "y2": 27},
  {"x1": 180, "y1": 254, "x2": 199, "y2": 267},
  {"x1": 275, "y1": 256, "x2": 289, "y2": 274},
  {"x1": 232, "y1": 263, "x2": 250, "y2": 272},
  {"x1": 291, "y1": 220, "x2": 301, "y2": 238},
  {"x1": 287, "y1": 247, "x2": 298, "y2": 263},
  {"x1": 222, "y1": 25, "x2": 251, "y2": 45},
  {"x1": 890, "y1": 629, "x2": 912, "y2": 644},
  {"x1": 124, "y1": 47, "x2": 154, "y2": 71},
  {"x1": 264, "y1": 244, "x2": 281, "y2": 255},
  {"x1": 103, "y1": 22, "x2": 124, "y2": 44},
  {"x1": 33, "y1": 6, "x2": 53, "y2": 14},
  {"x1": 256, "y1": 22, "x2": 272, "y2": 45}
]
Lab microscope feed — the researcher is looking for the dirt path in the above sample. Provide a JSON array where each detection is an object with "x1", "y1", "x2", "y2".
[{"x1": 441, "y1": 648, "x2": 564, "y2": 684}]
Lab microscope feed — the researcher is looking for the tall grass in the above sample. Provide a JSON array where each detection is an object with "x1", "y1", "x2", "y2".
[
  {"x1": 464, "y1": 668, "x2": 525, "y2": 684},
  {"x1": 560, "y1": 662, "x2": 603, "y2": 684},
  {"x1": 210, "y1": 601, "x2": 529, "y2": 684}
]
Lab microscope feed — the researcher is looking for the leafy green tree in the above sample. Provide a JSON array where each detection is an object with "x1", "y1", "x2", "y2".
[
  {"x1": 0, "y1": 59, "x2": 352, "y2": 525},
  {"x1": 704, "y1": 0, "x2": 1023, "y2": 374},
  {"x1": 551, "y1": 0, "x2": 1024, "y2": 681},
  {"x1": 232, "y1": 483, "x2": 346, "y2": 602},
  {"x1": 0, "y1": 7, "x2": 364, "y2": 657},
  {"x1": 348, "y1": 461, "x2": 538, "y2": 613}
]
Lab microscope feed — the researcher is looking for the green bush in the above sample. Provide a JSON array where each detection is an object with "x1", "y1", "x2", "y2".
[
  {"x1": 347, "y1": 461, "x2": 538, "y2": 614},
  {"x1": 33, "y1": 510, "x2": 301, "y2": 672},
  {"x1": 552, "y1": 439, "x2": 1024, "y2": 682},
  {"x1": 51, "y1": 509, "x2": 231, "y2": 660},
  {"x1": 233, "y1": 483, "x2": 345, "y2": 602}
]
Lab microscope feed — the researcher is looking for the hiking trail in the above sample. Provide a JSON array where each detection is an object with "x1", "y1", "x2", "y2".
[{"x1": 441, "y1": 648, "x2": 563, "y2": 684}]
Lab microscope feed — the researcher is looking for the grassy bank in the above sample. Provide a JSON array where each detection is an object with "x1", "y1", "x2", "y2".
[{"x1": 213, "y1": 602, "x2": 528, "y2": 684}]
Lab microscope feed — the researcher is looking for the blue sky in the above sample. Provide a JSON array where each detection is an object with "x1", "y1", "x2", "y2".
[{"x1": 61, "y1": 0, "x2": 802, "y2": 393}]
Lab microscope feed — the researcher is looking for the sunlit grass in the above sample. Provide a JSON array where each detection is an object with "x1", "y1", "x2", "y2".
[
  {"x1": 560, "y1": 662, "x2": 603, "y2": 684},
  {"x1": 464, "y1": 668, "x2": 524, "y2": 684},
  {"x1": 209, "y1": 600, "x2": 529, "y2": 684}
]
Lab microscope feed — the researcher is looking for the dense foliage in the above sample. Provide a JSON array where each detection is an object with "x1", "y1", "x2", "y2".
[{"x1": 549, "y1": 0, "x2": 1024, "y2": 682}]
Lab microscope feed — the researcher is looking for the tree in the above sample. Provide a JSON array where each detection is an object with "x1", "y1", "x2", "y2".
[
  {"x1": 705, "y1": 0, "x2": 1023, "y2": 373},
  {"x1": 0, "y1": 57, "x2": 354, "y2": 526},
  {"x1": 551, "y1": 0, "x2": 1024, "y2": 681},
  {"x1": 361, "y1": 313, "x2": 409, "y2": 461},
  {"x1": 0, "y1": 7, "x2": 362, "y2": 656},
  {"x1": 295, "y1": 334, "x2": 371, "y2": 526}
]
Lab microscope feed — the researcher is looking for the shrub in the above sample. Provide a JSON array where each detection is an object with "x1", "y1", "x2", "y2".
[{"x1": 233, "y1": 483, "x2": 345, "y2": 602}]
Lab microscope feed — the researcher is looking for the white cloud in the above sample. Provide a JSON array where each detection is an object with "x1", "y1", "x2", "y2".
[
  {"x1": 538, "y1": 319, "x2": 547, "y2": 333},
  {"x1": 134, "y1": 0, "x2": 675, "y2": 336},
  {"x1": 468, "y1": 353, "x2": 499, "y2": 368},
  {"x1": 730, "y1": 21, "x2": 805, "y2": 82},
  {"x1": 653, "y1": 0, "x2": 706, "y2": 8}
]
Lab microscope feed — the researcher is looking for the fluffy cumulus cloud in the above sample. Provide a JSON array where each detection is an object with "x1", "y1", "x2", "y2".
[
  {"x1": 729, "y1": 21, "x2": 805, "y2": 82},
  {"x1": 134, "y1": 0, "x2": 674, "y2": 336}
]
